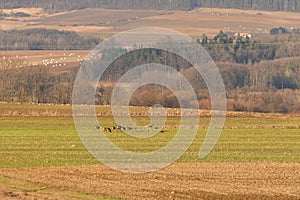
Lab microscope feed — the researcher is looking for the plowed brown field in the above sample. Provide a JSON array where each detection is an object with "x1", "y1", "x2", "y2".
[{"x1": 1, "y1": 163, "x2": 300, "y2": 199}]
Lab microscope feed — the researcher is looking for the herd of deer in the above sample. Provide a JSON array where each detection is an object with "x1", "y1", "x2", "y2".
[
  {"x1": 95, "y1": 125, "x2": 163, "y2": 133},
  {"x1": 95, "y1": 125, "x2": 137, "y2": 133}
]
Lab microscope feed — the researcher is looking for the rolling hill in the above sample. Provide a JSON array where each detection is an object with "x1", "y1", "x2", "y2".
[{"x1": 2, "y1": 0, "x2": 300, "y2": 12}]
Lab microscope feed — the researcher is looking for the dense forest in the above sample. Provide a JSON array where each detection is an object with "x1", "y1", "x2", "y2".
[
  {"x1": 1, "y1": 36, "x2": 299, "y2": 112},
  {"x1": 2, "y1": 0, "x2": 300, "y2": 12}
]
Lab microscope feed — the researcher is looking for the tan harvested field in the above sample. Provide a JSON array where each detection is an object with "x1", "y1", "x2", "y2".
[
  {"x1": 2, "y1": 8, "x2": 300, "y2": 36},
  {"x1": 0, "y1": 50, "x2": 90, "y2": 58},
  {"x1": 2, "y1": 8, "x2": 45, "y2": 15},
  {"x1": 0, "y1": 8, "x2": 69, "y2": 29},
  {"x1": 0, "y1": 163, "x2": 300, "y2": 199},
  {"x1": 0, "y1": 50, "x2": 90, "y2": 69},
  {"x1": 1, "y1": 7, "x2": 47, "y2": 21},
  {"x1": 37, "y1": 8, "x2": 170, "y2": 26}
]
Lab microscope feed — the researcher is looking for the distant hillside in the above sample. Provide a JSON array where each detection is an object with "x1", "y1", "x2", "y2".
[
  {"x1": 2, "y1": 0, "x2": 300, "y2": 12},
  {"x1": 193, "y1": 0, "x2": 300, "y2": 12},
  {"x1": 1, "y1": 0, "x2": 192, "y2": 11}
]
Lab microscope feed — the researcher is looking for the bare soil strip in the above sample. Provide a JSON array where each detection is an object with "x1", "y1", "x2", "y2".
[{"x1": 0, "y1": 163, "x2": 299, "y2": 199}]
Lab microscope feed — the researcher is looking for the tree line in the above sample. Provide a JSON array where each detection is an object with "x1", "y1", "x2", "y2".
[
  {"x1": 3, "y1": 28, "x2": 299, "y2": 61},
  {"x1": 0, "y1": 29, "x2": 101, "y2": 50},
  {"x1": 193, "y1": 0, "x2": 300, "y2": 12},
  {"x1": 198, "y1": 30, "x2": 300, "y2": 64},
  {"x1": 0, "y1": 48, "x2": 299, "y2": 113},
  {"x1": 0, "y1": 65, "x2": 77, "y2": 104},
  {"x1": 2, "y1": 0, "x2": 300, "y2": 12},
  {"x1": 1, "y1": 0, "x2": 192, "y2": 11},
  {"x1": 0, "y1": 28, "x2": 299, "y2": 113}
]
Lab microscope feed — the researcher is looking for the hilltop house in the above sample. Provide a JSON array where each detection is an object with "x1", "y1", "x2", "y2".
[{"x1": 234, "y1": 32, "x2": 252, "y2": 39}]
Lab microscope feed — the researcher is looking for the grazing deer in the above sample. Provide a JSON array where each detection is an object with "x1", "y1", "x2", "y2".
[
  {"x1": 95, "y1": 125, "x2": 101, "y2": 130},
  {"x1": 116, "y1": 125, "x2": 123, "y2": 130},
  {"x1": 95, "y1": 125, "x2": 112, "y2": 133},
  {"x1": 104, "y1": 127, "x2": 112, "y2": 133}
]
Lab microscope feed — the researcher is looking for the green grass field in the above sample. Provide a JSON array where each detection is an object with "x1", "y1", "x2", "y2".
[{"x1": 0, "y1": 103, "x2": 299, "y2": 168}]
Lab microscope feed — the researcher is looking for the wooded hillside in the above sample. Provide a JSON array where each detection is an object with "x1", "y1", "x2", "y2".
[
  {"x1": 0, "y1": 29, "x2": 100, "y2": 50},
  {"x1": 193, "y1": 0, "x2": 300, "y2": 12},
  {"x1": 2, "y1": 0, "x2": 300, "y2": 12}
]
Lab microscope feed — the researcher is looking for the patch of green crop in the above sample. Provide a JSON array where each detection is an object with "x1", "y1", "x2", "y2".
[
  {"x1": 0, "y1": 116, "x2": 98, "y2": 168},
  {"x1": 0, "y1": 176, "x2": 119, "y2": 200},
  {"x1": 0, "y1": 104, "x2": 299, "y2": 168}
]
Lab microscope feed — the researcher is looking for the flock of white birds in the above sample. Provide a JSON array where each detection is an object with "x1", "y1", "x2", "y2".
[{"x1": 1, "y1": 52, "x2": 85, "y2": 69}]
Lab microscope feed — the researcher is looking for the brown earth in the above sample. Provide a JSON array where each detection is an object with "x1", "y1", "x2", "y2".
[{"x1": 0, "y1": 163, "x2": 300, "y2": 199}]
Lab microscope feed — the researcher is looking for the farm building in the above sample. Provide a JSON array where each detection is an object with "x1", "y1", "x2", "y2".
[{"x1": 234, "y1": 32, "x2": 252, "y2": 38}]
